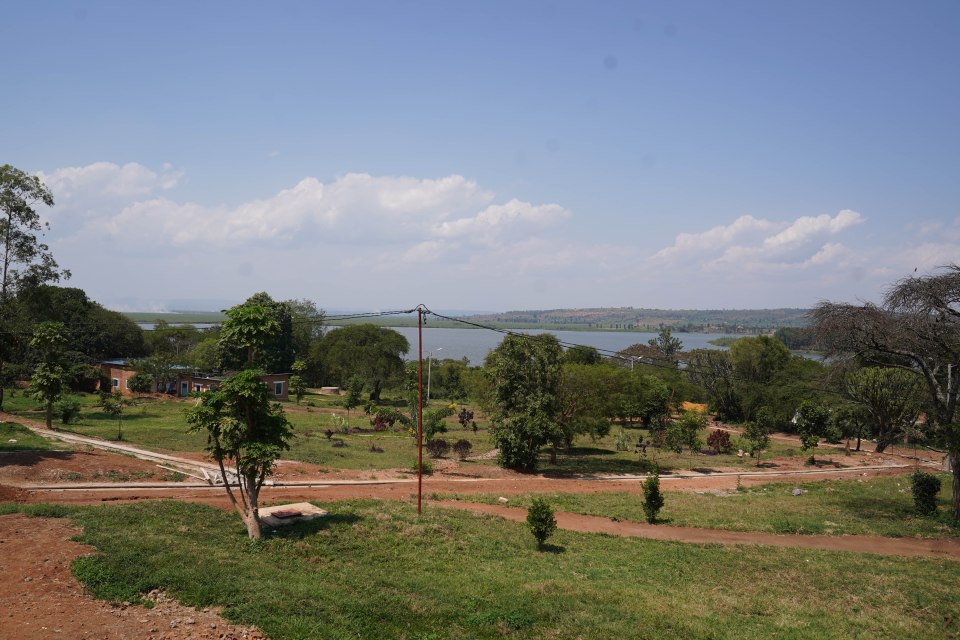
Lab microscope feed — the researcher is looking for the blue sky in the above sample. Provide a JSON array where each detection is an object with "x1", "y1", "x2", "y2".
[{"x1": 4, "y1": 1, "x2": 959, "y2": 312}]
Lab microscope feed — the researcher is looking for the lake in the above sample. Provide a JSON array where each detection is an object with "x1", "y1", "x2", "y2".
[{"x1": 387, "y1": 327, "x2": 736, "y2": 364}]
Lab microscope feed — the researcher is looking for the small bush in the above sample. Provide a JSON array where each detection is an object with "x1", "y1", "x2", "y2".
[
  {"x1": 452, "y1": 439, "x2": 473, "y2": 460},
  {"x1": 55, "y1": 397, "x2": 82, "y2": 425},
  {"x1": 706, "y1": 429, "x2": 733, "y2": 454},
  {"x1": 426, "y1": 438, "x2": 450, "y2": 459},
  {"x1": 333, "y1": 415, "x2": 349, "y2": 434},
  {"x1": 324, "y1": 429, "x2": 334, "y2": 440},
  {"x1": 614, "y1": 427, "x2": 630, "y2": 452},
  {"x1": 526, "y1": 498, "x2": 557, "y2": 548},
  {"x1": 368, "y1": 443, "x2": 384, "y2": 453},
  {"x1": 911, "y1": 471, "x2": 942, "y2": 516},
  {"x1": 642, "y1": 472, "x2": 664, "y2": 524},
  {"x1": 409, "y1": 459, "x2": 433, "y2": 475}
]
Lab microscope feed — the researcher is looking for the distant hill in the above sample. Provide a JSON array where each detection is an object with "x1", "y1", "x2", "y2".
[{"x1": 459, "y1": 307, "x2": 811, "y2": 333}]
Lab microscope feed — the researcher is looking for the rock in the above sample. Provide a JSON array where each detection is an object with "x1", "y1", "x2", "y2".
[
  {"x1": 791, "y1": 488, "x2": 802, "y2": 496},
  {"x1": 497, "y1": 496, "x2": 509, "y2": 504}
]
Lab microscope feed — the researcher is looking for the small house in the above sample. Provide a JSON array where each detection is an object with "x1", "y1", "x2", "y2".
[{"x1": 98, "y1": 360, "x2": 290, "y2": 401}]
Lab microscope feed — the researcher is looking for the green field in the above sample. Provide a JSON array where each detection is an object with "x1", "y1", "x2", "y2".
[
  {"x1": 4, "y1": 391, "x2": 842, "y2": 474},
  {"x1": 0, "y1": 422, "x2": 64, "y2": 452},
  {"x1": 445, "y1": 474, "x2": 959, "y2": 539},
  {"x1": 1, "y1": 499, "x2": 956, "y2": 640}
]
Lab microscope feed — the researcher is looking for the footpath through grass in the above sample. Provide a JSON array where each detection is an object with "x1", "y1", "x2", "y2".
[
  {"x1": 1, "y1": 499, "x2": 957, "y2": 640},
  {"x1": 446, "y1": 473, "x2": 959, "y2": 539}
]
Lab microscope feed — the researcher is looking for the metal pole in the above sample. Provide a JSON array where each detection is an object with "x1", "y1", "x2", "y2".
[{"x1": 417, "y1": 307, "x2": 424, "y2": 515}]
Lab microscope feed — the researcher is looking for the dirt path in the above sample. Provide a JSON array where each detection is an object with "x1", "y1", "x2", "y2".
[
  {"x1": 0, "y1": 513, "x2": 268, "y2": 640},
  {"x1": 435, "y1": 500, "x2": 960, "y2": 559}
]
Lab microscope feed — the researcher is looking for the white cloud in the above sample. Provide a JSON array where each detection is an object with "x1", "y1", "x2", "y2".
[
  {"x1": 652, "y1": 215, "x2": 780, "y2": 261},
  {"x1": 39, "y1": 161, "x2": 182, "y2": 203}
]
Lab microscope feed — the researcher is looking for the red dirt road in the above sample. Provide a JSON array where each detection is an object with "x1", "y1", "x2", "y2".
[{"x1": 0, "y1": 513, "x2": 268, "y2": 640}]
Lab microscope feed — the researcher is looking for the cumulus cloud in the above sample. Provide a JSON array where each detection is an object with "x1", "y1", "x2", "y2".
[
  {"x1": 45, "y1": 163, "x2": 571, "y2": 268},
  {"x1": 652, "y1": 209, "x2": 865, "y2": 270},
  {"x1": 39, "y1": 161, "x2": 182, "y2": 203}
]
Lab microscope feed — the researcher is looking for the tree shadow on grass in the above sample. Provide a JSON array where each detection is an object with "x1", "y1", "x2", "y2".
[
  {"x1": 537, "y1": 542, "x2": 566, "y2": 554},
  {"x1": 265, "y1": 512, "x2": 361, "y2": 540}
]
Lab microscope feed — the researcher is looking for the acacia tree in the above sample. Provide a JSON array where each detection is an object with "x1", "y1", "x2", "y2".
[
  {"x1": 0, "y1": 165, "x2": 70, "y2": 409},
  {"x1": 186, "y1": 298, "x2": 293, "y2": 539},
  {"x1": 811, "y1": 265, "x2": 960, "y2": 518},
  {"x1": 844, "y1": 367, "x2": 923, "y2": 452},
  {"x1": 486, "y1": 334, "x2": 563, "y2": 472},
  {"x1": 26, "y1": 321, "x2": 68, "y2": 429},
  {"x1": 648, "y1": 326, "x2": 683, "y2": 365}
]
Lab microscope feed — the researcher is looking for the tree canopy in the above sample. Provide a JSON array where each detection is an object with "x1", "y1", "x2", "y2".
[{"x1": 315, "y1": 324, "x2": 409, "y2": 400}]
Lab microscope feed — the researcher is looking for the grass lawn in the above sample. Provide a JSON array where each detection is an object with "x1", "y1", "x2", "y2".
[
  {"x1": 0, "y1": 390, "x2": 872, "y2": 475},
  {"x1": 446, "y1": 474, "x2": 960, "y2": 539},
  {"x1": 536, "y1": 424, "x2": 804, "y2": 476},
  {"x1": 0, "y1": 422, "x2": 64, "y2": 451},
  {"x1": 2, "y1": 499, "x2": 958, "y2": 639}
]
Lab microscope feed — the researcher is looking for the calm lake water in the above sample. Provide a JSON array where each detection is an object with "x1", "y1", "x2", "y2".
[{"x1": 388, "y1": 327, "x2": 736, "y2": 364}]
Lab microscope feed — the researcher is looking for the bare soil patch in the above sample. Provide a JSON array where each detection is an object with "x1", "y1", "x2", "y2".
[
  {"x1": 0, "y1": 513, "x2": 268, "y2": 640},
  {"x1": 0, "y1": 448, "x2": 185, "y2": 485}
]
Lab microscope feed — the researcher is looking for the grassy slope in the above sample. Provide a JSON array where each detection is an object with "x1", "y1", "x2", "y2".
[
  {"x1": 447, "y1": 474, "x2": 959, "y2": 538},
  {"x1": 0, "y1": 422, "x2": 63, "y2": 451},
  {"x1": 2, "y1": 500, "x2": 956, "y2": 640}
]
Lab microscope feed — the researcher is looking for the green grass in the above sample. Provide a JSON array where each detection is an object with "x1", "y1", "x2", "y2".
[
  {"x1": 3, "y1": 499, "x2": 959, "y2": 639},
  {"x1": 447, "y1": 474, "x2": 959, "y2": 539},
  {"x1": 0, "y1": 422, "x2": 64, "y2": 451},
  {"x1": 0, "y1": 391, "x2": 854, "y2": 474},
  {"x1": 536, "y1": 424, "x2": 804, "y2": 476}
]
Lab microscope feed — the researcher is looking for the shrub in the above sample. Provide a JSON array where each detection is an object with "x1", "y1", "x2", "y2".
[
  {"x1": 614, "y1": 427, "x2": 630, "y2": 452},
  {"x1": 526, "y1": 498, "x2": 557, "y2": 548},
  {"x1": 642, "y1": 472, "x2": 664, "y2": 524},
  {"x1": 706, "y1": 429, "x2": 733, "y2": 454},
  {"x1": 426, "y1": 438, "x2": 450, "y2": 458},
  {"x1": 452, "y1": 439, "x2": 473, "y2": 460},
  {"x1": 911, "y1": 471, "x2": 942, "y2": 516},
  {"x1": 457, "y1": 407, "x2": 475, "y2": 428},
  {"x1": 409, "y1": 459, "x2": 433, "y2": 475},
  {"x1": 333, "y1": 415, "x2": 349, "y2": 434},
  {"x1": 55, "y1": 397, "x2": 82, "y2": 425}
]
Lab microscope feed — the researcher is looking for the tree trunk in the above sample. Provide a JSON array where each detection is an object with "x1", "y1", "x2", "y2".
[
  {"x1": 951, "y1": 452, "x2": 960, "y2": 522},
  {"x1": 45, "y1": 402, "x2": 53, "y2": 430},
  {"x1": 370, "y1": 380, "x2": 382, "y2": 402},
  {"x1": 243, "y1": 474, "x2": 263, "y2": 539}
]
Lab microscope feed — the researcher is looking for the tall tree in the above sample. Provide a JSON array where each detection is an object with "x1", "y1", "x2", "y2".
[
  {"x1": 218, "y1": 292, "x2": 294, "y2": 372},
  {"x1": 186, "y1": 298, "x2": 293, "y2": 540},
  {"x1": 0, "y1": 165, "x2": 70, "y2": 409},
  {"x1": 26, "y1": 321, "x2": 68, "y2": 429},
  {"x1": 648, "y1": 326, "x2": 683, "y2": 365},
  {"x1": 844, "y1": 367, "x2": 923, "y2": 452},
  {"x1": 485, "y1": 334, "x2": 563, "y2": 471},
  {"x1": 316, "y1": 324, "x2": 409, "y2": 400},
  {"x1": 285, "y1": 298, "x2": 325, "y2": 359},
  {"x1": 811, "y1": 265, "x2": 960, "y2": 518}
]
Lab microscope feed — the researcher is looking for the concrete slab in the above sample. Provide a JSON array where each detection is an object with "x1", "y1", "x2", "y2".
[{"x1": 259, "y1": 502, "x2": 328, "y2": 527}]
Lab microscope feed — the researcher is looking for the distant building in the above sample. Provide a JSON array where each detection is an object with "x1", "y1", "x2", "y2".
[{"x1": 98, "y1": 360, "x2": 290, "y2": 401}]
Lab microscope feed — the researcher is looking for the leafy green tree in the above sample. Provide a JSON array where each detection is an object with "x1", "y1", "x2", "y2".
[
  {"x1": 344, "y1": 374, "x2": 364, "y2": 424},
  {"x1": 0, "y1": 165, "x2": 70, "y2": 409},
  {"x1": 99, "y1": 390, "x2": 127, "y2": 441},
  {"x1": 285, "y1": 298, "x2": 325, "y2": 360},
  {"x1": 564, "y1": 345, "x2": 603, "y2": 365},
  {"x1": 795, "y1": 400, "x2": 829, "y2": 463},
  {"x1": 730, "y1": 335, "x2": 791, "y2": 383},
  {"x1": 146, "y1": 320, "x2": 201, "y2": 357},
  {"x1": 664, "y1": 410, "x2": 706, "y2": 455},
  {"x1": 134, "y1": 354, "x2": 177, "y2": 395},
  {"x1": 844, "y1": 367, "x2": 923, "y2": 452},
  {"x1": 642, "y1": 472, "x2": 665, "y2": 523},
  {"x1": 526, "y1": 498, "x2": 557, "y2": 549},
  {"x1": 26, "y1": 322, "x2": 68, "y2": 429},
  {"x1": 743, "y1": 409, "x2": 773, "y2": 466},
  {"x1": 812, "y1": 265, "x2": 960, "y2": 518},
  {"x1": 128, "y1": 372, "x2": 153, "y2": 396},
  {"x1": 486, "y1": 334, "x2": 563, "y2": 471},
  {"x1": 424, "y1": 404, "x2": 456, "y2": 441},
  {"x1": 649, "y1": 326, "x2": 683, "y2": 365},
  {"x1": 218, "y1": 292, "x2": 294, "y2": 372},
  {"x1": 316, "y1": 324, "x2": 409, "y2": 401},
  {"x1": 185, "y1": 296, "x2": 294, "y2": 540},
  {"x1": 289, "y1": 359, "x2": 308, "y2": 405},
  {"x1": 686, "y1": 349, "x2": 741, "y2": 421},
  {"x1": 186, "y1": 334, "x2": 219, "y2": 371}
]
